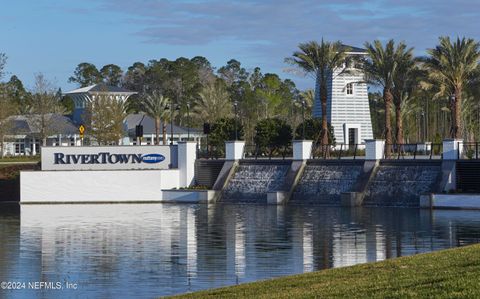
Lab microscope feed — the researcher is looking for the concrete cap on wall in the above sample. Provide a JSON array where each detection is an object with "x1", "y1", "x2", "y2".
[{"x1": 225, "y1": 141, "x2": 245, "y2": 160}]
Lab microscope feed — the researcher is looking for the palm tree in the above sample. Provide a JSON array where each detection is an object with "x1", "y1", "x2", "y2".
[
  {"x1": 364, "y1": 40, "x2": 410, "y2": 156},
  {"x1": 142, "y1": 90, "x2": 170, "y2": 145},
  {"x1": 300, "y1": 89, "x2": 314, "y2": 116},
  {"x1": 423, "y1": 36, "x2": 480, "y2": 139},
  {"x1": 286, "y1": 40, "x2": 350, "y2": 146},
  {"x1": 194, "y1": 80, "x2": 231, "y2": 124},
  {"x1": 392, "y1": 46, "x2": 415, "y2": 144}
]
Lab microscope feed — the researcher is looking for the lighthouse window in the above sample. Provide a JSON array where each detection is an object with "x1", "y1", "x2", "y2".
[{"x1": 346, "y1": 83, "x2": 354, "y2": 95}]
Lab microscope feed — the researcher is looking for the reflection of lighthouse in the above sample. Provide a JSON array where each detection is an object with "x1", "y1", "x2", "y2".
[
  {"x1": 302, "y1": 223, "x2": 313, "y2": 272},
  {"x1": 225, "y1": 212, "x2": 246, "y2": 280},
  {"x1": 331, "y1": 223, "x2": 386, "y2": 267},
  {"x1": 180, "y1": 207, "x2": 197, "y2": 278},
  {"x1": 235, "y1": 220, "x2": 246, "y2": 277}
]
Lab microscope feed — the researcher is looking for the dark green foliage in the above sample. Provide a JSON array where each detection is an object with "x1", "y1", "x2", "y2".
[
  {"x1": 294, "y1": 118, "x2": 335, "y2": 144},
  {"x1": 254, "y1": 118, "x2": 292, "y2": 153},
  {"x1": 217, "y1": 59, "x2": 248, "y2": 85},
  {"x1": 191, "y1": 56, "x2": 213, "y2": 73},
  {"x1": 60, "y1": 97, "x2": 74, "y2": 115},
  {"x1": 123, "y1": 62, "x2": 146, "y2": 92},
  {"x1": 69, "y1": 63, "x2": 123, "y2": 87},
  {"x1": 3, "y1": 75, "x2": 32, "y2": 113},
  {"x1": 60, "y1": 95, "x2": 75, "y2": 114},
  {"x1": 100, "y1": 64, "x2": 123, "y2": 86},
  {"x1": 209, "y1": 118, "x2": 244, "y2": 149},
  {"x1": 68, "y1": 63, "x2": 103, "y2": 87}
]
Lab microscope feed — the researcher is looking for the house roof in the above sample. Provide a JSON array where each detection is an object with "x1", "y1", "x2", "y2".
[
  {"x1": 341, "y1": 44, "x2": 367, "y2": 53},
  {"x1": 125, "y1": 113, "x2": 203, "y2": 136},
  {"x1": 65, "y1": 83, "x2": 136, "y2": 95},
  {"x1": 8, "y1": 114, "x2": 78, "y2": 136}
]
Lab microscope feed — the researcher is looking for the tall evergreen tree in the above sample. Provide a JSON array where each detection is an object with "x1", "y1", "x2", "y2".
[
  {"x1": 69, "y1": 63, "x2": 102, "y2": 87},
  {"x1": 100, "y1": 64, "x2": 123, "y2": 86}
]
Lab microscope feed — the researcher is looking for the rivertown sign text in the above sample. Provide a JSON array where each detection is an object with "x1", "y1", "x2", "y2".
[
  {"x1": 54, "y1": 152, "x2": 165, "y2": 165},
  {"x1": 41, "y1": 146, "x2": 176, "y2": 171}
]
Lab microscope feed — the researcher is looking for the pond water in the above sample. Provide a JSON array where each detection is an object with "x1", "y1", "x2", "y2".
[{"x1": 1, "y1": 203, "x2": 480, "y2": 298}]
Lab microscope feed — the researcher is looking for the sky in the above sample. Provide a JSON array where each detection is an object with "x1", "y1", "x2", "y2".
[{"x1": 1, "y1": 0, "x2": 480, "y2": 92}]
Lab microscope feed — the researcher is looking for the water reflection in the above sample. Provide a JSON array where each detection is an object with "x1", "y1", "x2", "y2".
[{"x1": 0, "y1": 204, "x2": 479, "y2": 298}]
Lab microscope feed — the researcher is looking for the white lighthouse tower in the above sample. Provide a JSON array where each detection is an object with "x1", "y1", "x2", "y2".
[{"x1": 313, "y1": 45, "x2": 373, "y2": 145}]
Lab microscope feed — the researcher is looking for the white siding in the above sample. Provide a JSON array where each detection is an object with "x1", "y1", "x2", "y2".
[{"x1": 313, "y1": 59, "x2": 373, "y2": 144}]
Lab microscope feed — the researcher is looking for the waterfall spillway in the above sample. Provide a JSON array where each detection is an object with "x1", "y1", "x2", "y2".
[
  {"x1": 363, "y1": 160, "x2": 442, "y2": 207},
  {"x1": 221, "y1": 161, "x2": 290, "y2": 203},
  {"x1": 217, "y1": 159, "x2": 443, "y2": 206},
  {"x1": 290, "y1": 161, "x2": 364, "y2": 205}
]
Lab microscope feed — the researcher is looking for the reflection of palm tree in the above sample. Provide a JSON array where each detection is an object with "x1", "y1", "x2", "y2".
[
  {"x1": 423, "y1": 36, "x2": 480, "y2": 139},
  {"x1": 141, "y1": 91, "x2": 170, "y2": 145},
  {"x1": 194, "y1": 81, "x2": 231, "y2": 124},
  {"x1": 286, "y1": 40, "x2": 349, "y2": 147},
  {"x1": 364, "y1": 40, "x2": 409, "y2": 156}
]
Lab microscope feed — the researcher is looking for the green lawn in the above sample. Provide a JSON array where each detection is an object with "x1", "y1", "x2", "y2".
[{"x1": 170, "y1": 244, "x2": 480, "y2": 298}]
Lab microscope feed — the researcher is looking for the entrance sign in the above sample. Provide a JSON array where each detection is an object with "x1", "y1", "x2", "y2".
[{"x1": 41, "y1": 145, "x2": 177, "y2": 171}]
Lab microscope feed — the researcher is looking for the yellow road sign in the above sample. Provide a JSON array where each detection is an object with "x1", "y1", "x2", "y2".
[{"x1": 79, "y1": 125, "x2": 85, "y2": 134}]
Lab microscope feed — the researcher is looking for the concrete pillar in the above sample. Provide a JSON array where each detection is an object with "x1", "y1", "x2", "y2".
[
  {"x1": 443, "y1": 139, "x2": 463, "y2": 160},
  {"x1": 365, "y1": 139, "x2": 385, "y2": 160},
  {"x1": 293, "y1": 140, "x2": 313, "y2": 160},
  {"x1": 178, "y1": 141, "x2": 197, "y2": 187},
  {"x1": 225, "y1": 141, "x2": 245, "y2": 160}
]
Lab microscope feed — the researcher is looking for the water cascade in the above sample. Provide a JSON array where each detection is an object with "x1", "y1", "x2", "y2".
[
  {"x1": 221, "y1": 161, "x2": 291, "y2": 203},
  {"x1": 290, "y1": 161, "x2": 364, "y2": 205},
  {"x1": 363, "y1": 160, "x2": 442, "y2": 207}
]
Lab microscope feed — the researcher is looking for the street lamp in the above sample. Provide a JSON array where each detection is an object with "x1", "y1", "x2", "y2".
[
  {"x1": 301, "y1": 98, "x2": 306, "y2": 139},
  {"x1": 187, "y1": 102, "x2": 191, "y2": 141},
  {"x1": 234, "y1": 100, "x2": 238, "y2": 141},
  {"x1": 421, "y1": 110, "x2": 426, "y2": 142},
  {"x1": 169, "y1": 103, "x2": 177, "y2": 145},
  {"x1": 450, "y1": 94, "x2": 456, "y2": 137}
]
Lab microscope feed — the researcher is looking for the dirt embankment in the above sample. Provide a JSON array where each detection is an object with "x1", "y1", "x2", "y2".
[{"x1": 0, "y1": 164, "x2": 39, "y2": 202}]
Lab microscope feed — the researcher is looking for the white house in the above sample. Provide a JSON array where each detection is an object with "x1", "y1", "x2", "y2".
[
  {"x1": 125, "y1": 113, "x2": 204, "y2": 145},
  {"x1": 313, "y1": 45, "x2": 374, "y2": 145},
  {"x1": 64, "y1": 84, "x2": 203, "y2": 145},
  {"x1": 2, "y1": 114, "x2": 80, "y2": 156},
  {"x1": 64, "y1": 83, "x2": 137, "y2": 125}
]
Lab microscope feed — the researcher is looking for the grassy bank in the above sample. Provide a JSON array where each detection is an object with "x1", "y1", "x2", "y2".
[
  {"x1": 0, "y1": 156, "x2": 40, "y2": 163},
  {"x1": 171, "y1": 244, "x2": 480, "y2": 298}
]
